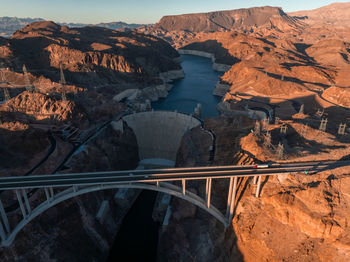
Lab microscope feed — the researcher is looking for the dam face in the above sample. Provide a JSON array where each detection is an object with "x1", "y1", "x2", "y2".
[{"x1": 112, "y1": 111, "x2": 201, "y2": 166}]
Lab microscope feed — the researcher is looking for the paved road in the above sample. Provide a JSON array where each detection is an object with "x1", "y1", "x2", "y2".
[{"x1": 0, "y1": 160, "x2": 349, "y2": 190}]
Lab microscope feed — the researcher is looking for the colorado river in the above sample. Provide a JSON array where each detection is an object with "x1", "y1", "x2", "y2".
[
  {"x1": 108, "y1": 54, "x2": 222, "y2": 261},
  {"x1": 153, "y1": 54, "x2": 222, "y2": 118}
]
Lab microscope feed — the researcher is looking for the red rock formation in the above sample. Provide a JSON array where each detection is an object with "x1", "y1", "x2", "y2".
[{"x1": 156, "y1": 6, "x2": 303, "y2": 33}]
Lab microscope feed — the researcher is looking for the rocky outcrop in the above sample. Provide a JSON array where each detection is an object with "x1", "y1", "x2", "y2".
[
  {"x1": 0, "y1": 91, "x2": 82, "y2": 122},
  {"x1": 213, "y1": 82, "x2": 230, "y2": 97},
  {"x1": 158, "y1": 116, "x2": 350, "y2": 262},
  {"x1": 233, "y1": 173, "x2": 350, "y2": 262},
  {"x1": 156, "y1": 6, "x2": 303, "y2": 33},
  {"x1": 322, "y1": 86, "x2": 350, "y2": 107},
  {"x1": 289, "y1": 2, "x2": 350, "y2": 27},
  {"x1": 0, "y1": 21, "x2": 181, "y2": 94}
]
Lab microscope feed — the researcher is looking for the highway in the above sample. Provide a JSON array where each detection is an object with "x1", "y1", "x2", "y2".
[{"x1": 0, "y1": 160, "x2": 349, "y2": 190}]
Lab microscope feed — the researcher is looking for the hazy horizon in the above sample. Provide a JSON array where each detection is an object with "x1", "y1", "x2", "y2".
[{"x1": 0, "y1": 0, "x2": 350, "y2": 24}]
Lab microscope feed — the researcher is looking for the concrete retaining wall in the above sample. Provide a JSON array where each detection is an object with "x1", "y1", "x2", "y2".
[
  {"x1": 112, "y1": 111, "x2": 201, "y2": 161},
  {"x1": 178, "y1": 49, "x2": 231, "y2": 73}
]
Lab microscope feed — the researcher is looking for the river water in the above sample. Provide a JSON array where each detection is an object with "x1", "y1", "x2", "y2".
[
  {"x1": 153, "y1": 54, "x2": 222, "y2": 118},
  {"x1": 108, "y1": 54, "x2": 222, "y2": 261}
]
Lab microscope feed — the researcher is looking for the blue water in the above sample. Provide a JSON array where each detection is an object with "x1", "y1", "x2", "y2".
[{"x1": 152, "y1": 54, "x2": 222, "y2": 118}]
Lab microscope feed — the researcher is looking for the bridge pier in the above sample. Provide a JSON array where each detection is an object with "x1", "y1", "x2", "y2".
[
  {"x1": 226, "y1": 177, "x2": 238, "y2": 222},
  {"x1": 44, "y1": 187, "x2": 54, "y2": 202},
  {"x1": 205, "y1": 178, "x2": 212, "y2": 208},
  {"x1": 255, "y1": 176, "x2": 262, "y2": 197},
  {"x1": 0, "y1": 220, "x2": 6, "y2": 242},
  {"x1": 182, "y1": 179, "x2": 186, "y2": 195},
  {"x1": 0, "y1": 200, "x2": 10, "y2": 243},
  {"x1": 16, "y1": 190, "x2": 30, "y2": 219},
  {"x1": 0, "y1": 200, "x2": 10, "y2": 234}
]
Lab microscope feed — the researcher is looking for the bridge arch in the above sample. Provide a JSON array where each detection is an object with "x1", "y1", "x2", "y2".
[{"x1": 2, "y1": 182, "x2": 227, "y2": 247}]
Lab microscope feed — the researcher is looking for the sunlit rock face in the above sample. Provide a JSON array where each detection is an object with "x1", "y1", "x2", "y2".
[{"x1": 0, "y1": 20, "x2": 181, "y2": 95}]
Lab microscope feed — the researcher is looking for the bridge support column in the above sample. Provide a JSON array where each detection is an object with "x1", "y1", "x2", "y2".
[
  {"x1": 44, "y1": 187, "x2": 54, "y2": 202},
  {"x1": 16, "y1": 190, "x2": 27, "y2": 219},
  {"x1": 255, "y1": 176, "x2": 262, "y2": 197},
  {"x1": 226, "y1": 177, "x2": 234, "y2": 216},
  {"x1": 226, "y1": 177, "x2": 238, "y2": 222},
  {"x1": 22, "y1": 189, "x2": 31, "y2": 215},
  {"x1": 0, "y1": 200, "x2": 10, "y2": 233},
  {"x1": 0, "y1": 221, "x2": 6, "y2": 242},
  {"x1": 182, "y1": 179, "x2": 186, "y2": 195},
  {"x1": 206, "y1": 178, "x2": 212, "y2": 208},
  {"x1": 253, "y1": 176, "x2": 257, "y2": 185}
]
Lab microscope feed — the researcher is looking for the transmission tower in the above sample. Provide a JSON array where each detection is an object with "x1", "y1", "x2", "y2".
[
  {"x1": 253, "y1": 121, "x2": 260, "y2": 136},
  {"x1": 280, "y1": 125, "x2": 287, "y2": 135},
  {"x1": 338, "y1": 123, "x2": 346, "y2": 135},
  {"x1": 319, "y1": 118, "x2": 328, "y2": 132},
  {"x1": 274, "y1": 117, "x2": 280, "y2": 125},
  {"x1": 276, "y1": 143, "x2": 284, "y2": 160},
  {"x1": 263, "y1": 131, "x2": 272, "y2": 148},
  {"x1": 59, "y1": 63, "x2": 67, "y2": 101},
  {"x1": 3, "y1": 88, "x2": 10, "y2": 101},
  {"x1": 262, "y1": 117, "x2": 269, "y2": 131},
  {"x1": 22, "y1": 64, "x2": 34, "y2": 92},
  {"x1": 315, "y1": 108, "x2": 324, "y2": 118}
]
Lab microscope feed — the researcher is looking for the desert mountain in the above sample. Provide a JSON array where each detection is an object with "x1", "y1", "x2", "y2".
[
  {"x1": 0, "y1": 17, "x2": 145, "y2": 38},
  {"x1": 289, "y1": 2, "x2": 350, "y2": 27},
  {"x1": 0, "y1": 21, "x2": 180, "y2": 92},
  {"x1": 0, "y1": 20, "x2": 182, "y2": 130},
  {"x1": 155, "y1": 6, "x2": 303, "y2": 33},
  {"x1": 141, "y1": 6, "x2": 306, "y2": 48}
]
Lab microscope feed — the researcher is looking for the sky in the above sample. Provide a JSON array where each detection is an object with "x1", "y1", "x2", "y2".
[{"x1": 1, "y1": 0, "x2": 349, "y2": 24}]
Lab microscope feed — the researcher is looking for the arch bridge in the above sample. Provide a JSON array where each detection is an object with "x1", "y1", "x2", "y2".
[{"x1": 0, "y1": 160, "x2": 342, "y2": 247}]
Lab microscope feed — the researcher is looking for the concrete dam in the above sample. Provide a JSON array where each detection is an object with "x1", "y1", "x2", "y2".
[{"x1": 112, "y1": 110, "x2": 201, "y2": 166}]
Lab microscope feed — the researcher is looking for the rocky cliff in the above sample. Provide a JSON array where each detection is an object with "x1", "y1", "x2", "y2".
[
  {"x1": 156, "y1": 6, "x2": 303, "y2": 33},
  {"x1": 157, "y1": 115, "x2": 350, "y2": 262},
  {"x1": 289, "y1": 2, "x2": 350, "y2": 27}
]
